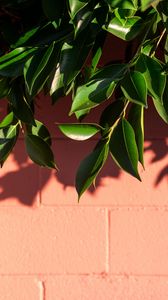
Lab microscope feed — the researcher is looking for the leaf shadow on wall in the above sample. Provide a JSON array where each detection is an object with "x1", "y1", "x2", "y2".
[{"x1": 0, "y1": 95, "x2": 167, "y2": 206}]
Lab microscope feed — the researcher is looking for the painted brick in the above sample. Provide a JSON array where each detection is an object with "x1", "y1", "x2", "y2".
[
  {"x1": 110, "y1": 209, "x2": 168, "y2": 275},
  {"x1": 0, "y1": 140, "x2": 40, "y2": 206},
  {"x1": 40, "y1": 139, "x2": 168, "y2": 206},
  {"x1": 44, "y1": 275, "x2": 128, "y2": 300},
  {"x1": 0, "y1": 277, "x2": 40, "y2": 300},
  {"x1": 0, "y1": 207, "x2": 107, "y2": 274},
  {"x1": 44, "y1": 275, "x2": 168, "y2": 300}
]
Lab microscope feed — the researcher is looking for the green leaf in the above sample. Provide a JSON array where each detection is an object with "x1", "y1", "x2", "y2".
[
  {"x1": 0, "y1": 112, "x2": 14, "y2": 129},
  {"x1": 136, "y1": 54, "x2": 166, "y2": 102},
  {"x1": 121, "y1": 71, "x2": 147, "y2": 107},
  {"x1": 0, "y1": 47, "x2": 39, "y2": 77},
  {"x1": 68, "y1": 0, "x2": 89, "y2": 18},
  {"x1": 71, "y1": 64, "x2": 127, "y2": 113},
  {"x1": 128, "y1": 104, "x2": 144, "y2": 166},
  {"x1": 50, "y1": 23, "x2": 99, "y2": 102},
  {"x1": 25, "y1": 134, "x2": 56, "y2": 169},
  {"x1": 104, "y1": 16, "x2": 143, "y2": 41},
  {"x1": 73, "y1": 5, "x2": 93, "y2": 36},
  {"x1": 24, "y1": 42, "x2": 60, "y2": 96},
  {"x1": 0, "y1": 123, "x2": 19, "y2": 165},
  {"x1": 26, "y1": 120, "x2": 52, "y2": 146},
  {"x1": 99, "y1": 100, "x2": 125, "y2": 129},
  {"x1": 58, "y1": 123, "x2": 102, "y2": 140},
  {"x1": 0, "y1": 78, "x2": 10, "y2": 99},
  {"x1": 76, "y1": 140, "x2": 109, "y2": 199},
  {"x1": 110, "y1": 118, "x2": 141, "y2": 180},
  {"x1": 140, "y1": 0, "x2": 158, "y2": 10},
  {"x1": 8, "y1": 82, "x2": 35, "y2": 125},
  {"x1": 105, "y1": 0, "x2": 138, "y2": 9},
  {"x1": 42, "y1": 0, "x2": 64, "y2": 21},
  {"x1": 152, "y1": 98, "x2": 168, "y2": 124}
]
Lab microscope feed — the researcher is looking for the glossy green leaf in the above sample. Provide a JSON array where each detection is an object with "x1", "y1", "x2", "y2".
[
  {"x1": 105, "y1": 0, "x2": 138, "y2": 9},
  {"x1": 0, "y1": 47, "x2": 39, "y2": 77},
  {"x1": 24, "y1": 42, "x2": 60, "y2": 96},
  {"x1": 104, "y1": 16, "x2": 143, "y2": 41},
  {"x1": 25, "y1": 134, "x2": 56, "y2": 169},
  {"x1": 0, "y1": 78, "x2": 10, "y2": 99},
  {"x1": 68, "y1": 0, "x2": 89, "y2": 18},
  {"x1": 110, "y1": 118, "x2": 141, "y2": 180},
  {"x1": 42, "y1": 0, "x2": 64, "y2": 21},
  {"x1": 8, "y1": 82, "x2": 35, "y2": 125},
  {"x1": 128, "y1": 104, "x2": 144, "y2": 166},
  {"x1": 50, "y1": 23, "x2": 98, "y2": 102},
  {"x1": 0, "y1": 112, "x2": 14, "y2": 129},
  {"x1": 73, "y1": 5, "x2": 93, "y2": 36},
  {"x1": 71, "y1": 64, "x2": 127, "y2": 113},
  {"x1": 121, "y1": 71, "x2": 147, "y2": 107},
  {"x1": 152, "y1": 98, "x2": 168, "y2": 124},
  {"x1": 0, "y1": 123, "x2": 19, "y2": 165},
  {"x1": 99, "y1": 100, "x2": 125, "y2": 129},
  {"x1": 11, "y1": 26, "x2": 40, "y2": 48},
  {"x1": 76, "y1": 141, "x2": 109, "y2": 199},
  {"x1": 26, "y1": 120, "x2": 51, "y2": 146},
  {"x1": 136, "y1": 54, "x2": 166, "y2": 102},
  {"x1": 140, "y1": 0, "x2": 158, "y2": 10},
  {"x1": 58, "y1": 123, "x2": 102, "y2": 140}
]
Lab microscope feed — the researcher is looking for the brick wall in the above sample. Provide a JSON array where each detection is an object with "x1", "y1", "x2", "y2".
[{"x1": 0, "y1": 36, "x2": 167, "y2": 299}]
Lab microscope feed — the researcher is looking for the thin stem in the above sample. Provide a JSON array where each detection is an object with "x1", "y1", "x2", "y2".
[{"x1": 151, "y1": 28, "x2": 166, "y2": 56}]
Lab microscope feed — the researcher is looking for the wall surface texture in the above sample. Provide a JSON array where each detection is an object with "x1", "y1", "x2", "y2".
[{"x1": 0, "y1": 36, "x2": 168, "y2": 299}]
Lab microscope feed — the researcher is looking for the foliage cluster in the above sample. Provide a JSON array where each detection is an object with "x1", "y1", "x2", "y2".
[{"x1": 0, "y1": 0, "x2": 167, "y2": 199}]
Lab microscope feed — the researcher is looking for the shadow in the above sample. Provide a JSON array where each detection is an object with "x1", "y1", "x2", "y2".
[{"x1": 144, "y1": 140, "x2": 168, "y2": 186}]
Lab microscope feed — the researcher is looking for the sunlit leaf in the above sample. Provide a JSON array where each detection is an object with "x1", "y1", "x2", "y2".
[
  {"x1": 0, "y1": 112, "x2": 14, "y2": 129},
  {"x1": 0, "y1": 47, "x2": 39, "y2": 77},
  {"x1": 26, "y1": 120, "x2": 52, "y2": 145},
  {"x1": 121, "y1": 71, "x2": 147, "y2": 107},
  {"x1": 110, "y1": 118, "x2": 141, "y2": 180},
  {"x1": 128, "y1": 104, "x2": 144, "y2": 166},
  {"x1": 71, "y1": 64, "x2": 127, "y2": 113},
  {"x1": 24, "y1": 42, "x2": 60, "y2": 96},
  {"x1": 104, "y1": 16, "x2": 143, "y2": 41},
  {"x1": 0, "y1": 123, "x2": 19, "y2": 165},
  {"x1": 58, "y1": 123, "x2": 102, "y2": 140},
  {"x1": 136, "y1": 54, "x2": 166, "y2": 102}
]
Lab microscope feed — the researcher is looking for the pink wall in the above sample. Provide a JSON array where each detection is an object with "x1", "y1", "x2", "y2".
[{"x1": 0, "y1": 36, "x2": 168, "y2": 299}]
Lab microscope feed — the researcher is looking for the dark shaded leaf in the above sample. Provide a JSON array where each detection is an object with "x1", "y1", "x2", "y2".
[
  {"x1": 76, "y1": 140, "x2": 109, "y2": 199},
  {"x1": 110, "y1": 118, "x2": 141, "y2": 180},
  {"x1": 42, "y1": 0, "x2": 65, "y2": 22},
  {"x1": 25, "y1": 134, "x2": 56, "y2": 169},
  {"x1": 8, "y1": 82, "x2": 35, "y2": 125},
  {"x1": 0, "y1": 78, "x2": 10, "y2": 99},
  {"x1": 58, "y1": 123, "x2": 102, "y2": 140},
  {"x1": 121, "y1": 71, "x2": 147, "y2": 107},
  {"x1": 128, "y1": 104, "x2": 144, "y2": 166},
  {"x1": 99, "y1": 100, "x2": 125, "y2": 129}
]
